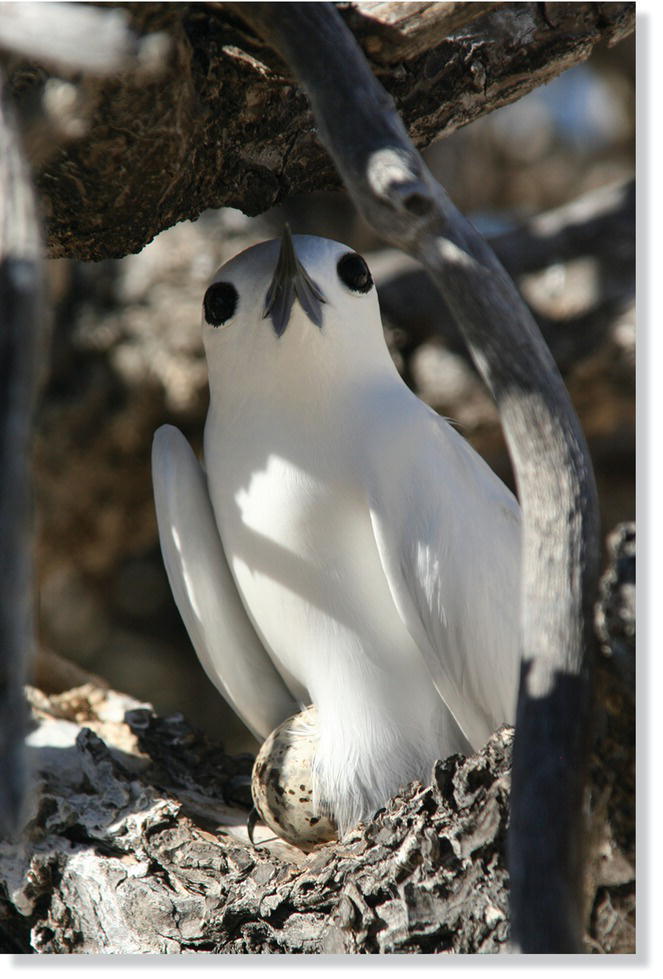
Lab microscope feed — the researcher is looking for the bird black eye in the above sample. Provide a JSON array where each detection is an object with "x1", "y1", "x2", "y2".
[
  {"x1": 203, "y1": 282, "x2": 238, "y2": 327},
  {"x1": 337, "y1": 252, "x2": 373, "y2": 294}
]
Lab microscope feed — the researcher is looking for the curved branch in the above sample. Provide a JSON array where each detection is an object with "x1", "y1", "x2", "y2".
[
  {"x1": 236, "y1": 1, "x2": 602, "y2": 952},
  {"x1": 375, "y1": 178, "x2": 635, "y2": 373}
]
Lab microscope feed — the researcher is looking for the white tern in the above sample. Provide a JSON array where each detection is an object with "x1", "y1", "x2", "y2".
[{"x1": 152, "y1": 228, "x2": 521, "y2": 834}]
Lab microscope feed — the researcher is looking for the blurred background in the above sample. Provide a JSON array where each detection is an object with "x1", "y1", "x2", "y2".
[{"x1": 33, "y1": 33, "x2": 635, "y2": 755}]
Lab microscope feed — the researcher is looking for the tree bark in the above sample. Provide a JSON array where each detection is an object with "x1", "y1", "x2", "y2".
[
  {"x1": 3, "y1": 1, "x2": 634, "y2": 260},
  {"x1": 0, "y1": 525, "x2": 635, "y2": 953}
]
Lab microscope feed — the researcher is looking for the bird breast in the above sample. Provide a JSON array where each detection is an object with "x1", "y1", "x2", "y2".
[{"x1": 203, "y1": 405, "x2": 425, "y2": 704}]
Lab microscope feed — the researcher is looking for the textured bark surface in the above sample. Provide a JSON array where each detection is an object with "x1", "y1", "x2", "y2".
[
  {"x1": 5, "y1": 1, "x2": 634, "y2": 261},
  {"x1": 588, "y1": 524, "x2": 635, "y2": 954},
  {"x1": 0, "y1": 525, "x2": 635, "y2": 954}
]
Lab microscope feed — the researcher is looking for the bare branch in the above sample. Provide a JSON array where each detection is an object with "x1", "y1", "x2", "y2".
[
  {"x1": 0, "y1": 71, "x2": 45, "y2": 836},
  {"x1": 0, "y1": 2, "x2": 138, "y2": 75},
  {"x1": 342, "y1": 2, "x2": 500, "y2": 63},
  {"x1": 376, "y1": 178, "x2": 635, "y2": 373},
  {"x1": 235, "y1": 1, "x2": 603, "y2": 951},
  {"x1": 490, "y1": 179, "x2": 635, "y2": 278}
]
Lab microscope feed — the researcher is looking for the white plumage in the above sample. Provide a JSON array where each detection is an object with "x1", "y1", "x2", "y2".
[{"x1": 152, "y1": 231, "x2": 521, "y2": 833}]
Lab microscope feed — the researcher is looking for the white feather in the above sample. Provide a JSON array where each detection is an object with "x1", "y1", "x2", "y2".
[
  {"x1": 151, "y1": 424, "x2": 299, "y2": 741},
  {"x1": 363, "y1": 392, "x2": 521, "y2": 748}
]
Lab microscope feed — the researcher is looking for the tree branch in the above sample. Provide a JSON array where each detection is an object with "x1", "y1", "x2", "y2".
[
  {"x1": 340, "y1": 1, "x2": 500, "y2": 63},
  {"x1": 0, "y1": 71, "x2": 45, "y2": 836},
  {"x1": 0, "y1": 523, "x2": 635, "y2": 956},
  {"x1": 376, "y1": 178, "x2": 635, "y2": 374},
  {"x1": 235, "y1": 1, "x2": 602, "y2": 951},
  {"x1": 3, "y1": 1, "x2": 634, "y2": 260},
  {"x1": 0, "y1": 1, "x2": 139, "y2": 75},
  {"x1": 490, "y1": 179, "x2": 635, "y2": 278}
]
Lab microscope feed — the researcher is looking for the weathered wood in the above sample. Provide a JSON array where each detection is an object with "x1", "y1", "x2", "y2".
[
  {"x1": 234, "y1": 1, "x2": 603, "y2": 952},
  {"x1": 490, "y1": 179, "x2": 636, "y2": 279},
  {"x1": 3, "y1": 1, "x2": 634, "y2": 260},
  {"x1": 377, "y1": 178, "x2": 635, "y2": 375},
  {"x1": 0, "y1": 1, "x2": 138, "y2": 74},
  {"x1": 342, "y1": 1, "x2": 500, "y2": 63},
  {"x1": 0, "y1": 526, "x2": 634, "y2": 952},
  {"x1": 0, "y1": 684, "x2": 515, "y2": 953},
  {"x1": 0, "y1": 0, "x2": 634, "y2": 955},
  {"x1": 0, "y1": 71, "x2": 45, "y2": 837}
]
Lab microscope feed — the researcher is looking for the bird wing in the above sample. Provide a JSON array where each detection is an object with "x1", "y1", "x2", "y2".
[
  {"x1": 152, "y1": 424, "x2": 299, "y2": 741},
  {"x1": 364, "y1": 396, "x2": 521, "y2": 749}
]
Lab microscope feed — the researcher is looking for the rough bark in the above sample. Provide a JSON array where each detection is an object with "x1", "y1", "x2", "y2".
[
  {"x1": 3, "y1": 1, "x2": 634, "y2": 260},
  {"x1": 0, "y1": 525, "x2": 635, "y2": 954}
]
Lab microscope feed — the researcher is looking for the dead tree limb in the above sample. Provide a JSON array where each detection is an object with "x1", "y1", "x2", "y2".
[
  {"x1": 338, "y1": 1, "x2": 500, "y2": 62},
  {"x1": 490, "y1": 179, "x2": 635, "y2": 278},
  {"x1": 235, "y1": 1, "x2": 603, "y2": 952},
  {"x1": 0, "y1": 0, "x2": 139, "y2": 847},
  {"x1": 376, "y1": 178, "x2": 635, "y2": 374},
  {"x1": 0, "y1": 1, "x2": 139, "y2": 75},
  {"x1": 3, "y1": 1, "x2": 634, "y2": 260},
  {"x1": 0, "y1": 71, "x2": 44, "y2": 835},
  {"x1": 0, "y1": 0, "x2": 136, "y2": 840}
]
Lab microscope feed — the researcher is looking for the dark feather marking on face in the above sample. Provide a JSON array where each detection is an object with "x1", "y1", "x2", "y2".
[{"x1": 263, "y1": 226, "x2": 326, "y2": 337}]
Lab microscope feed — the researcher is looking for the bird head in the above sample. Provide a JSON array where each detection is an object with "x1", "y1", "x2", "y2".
[
  {"x1": 202, "y1": 227, "x2": 385, "y2": 343},
  {"x1": 200, "y1": 230, "x2": 393, "y2": 408}
]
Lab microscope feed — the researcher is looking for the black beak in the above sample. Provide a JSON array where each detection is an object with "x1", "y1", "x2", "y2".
[{"x1": 263, "y1": 225, "x2": 326, "y2": 337}]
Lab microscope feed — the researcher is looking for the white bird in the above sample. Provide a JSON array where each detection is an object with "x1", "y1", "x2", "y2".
[{"x1": 152, "y1": 228, "x2": 521, "y2": 834}]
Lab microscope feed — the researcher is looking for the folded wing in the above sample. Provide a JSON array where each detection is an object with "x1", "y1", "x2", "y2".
[
  {"x1": 152, "y1": 424, "x2": 299, "y2": 741},
  {"x1": 366, "y1": 401, "x2": 521, "y2": 749}
]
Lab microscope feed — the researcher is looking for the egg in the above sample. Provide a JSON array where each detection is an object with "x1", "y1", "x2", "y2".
[{"x1": 251, "y1": 705, "x2": 338, "y2": 851}]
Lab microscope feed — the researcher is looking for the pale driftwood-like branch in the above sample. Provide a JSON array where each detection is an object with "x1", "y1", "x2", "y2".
[
  {"x1": 342, "y1": 1, "x2": 500, "y2": 63},
  {"x1": 490, "y1": 179, "x2": 636, "y2": 279},
  {"x1": 0, "y1": 683, "x2": 515, "y2": 953},
  {"x1": 235, "y1": 2, "x2": 602, "y2": 952},
  {"x1": 376, "y1": 178, "x2": 635, "y2": 373},
  {"x1": 0, "y1": 73, "x2": 44, "y2": 836},
  {"x1": 0, "y1": 2, "x2": 138, "y2": 75},
  {"x1": 4, "y1": 1, "x2": 634, "y2": 260}
]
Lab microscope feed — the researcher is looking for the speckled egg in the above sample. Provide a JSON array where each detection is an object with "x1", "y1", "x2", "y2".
[{"x1": 251, "y1": 705, "x2": 338, "y2": 851}]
